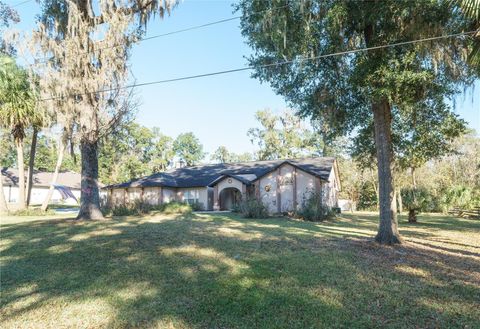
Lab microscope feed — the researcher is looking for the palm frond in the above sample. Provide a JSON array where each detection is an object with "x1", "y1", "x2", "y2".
[{"x1": 458, "y1": 0, "x2": 480, "y2": 21}]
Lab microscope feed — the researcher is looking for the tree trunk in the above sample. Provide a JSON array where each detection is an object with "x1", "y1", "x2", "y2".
[
  {"x1": 41, "y1": 139, "x2": 66, "y2": 211},
  {"x1": 410, "y1": 167, "x2": 418, "y2": 222},
  {"x1": 397, "y1": 188, "x2": 403, "y2": 213},
  {"x1": 411, "y1": 167, "x2": 417, "y2": 188},
  {"x1": 15, "y1": 138, "x2": 26, "y2": 210},
  {"x1": 408, "y1": 209, "x2": 417, "y2": 223},
  {"x1": 76, "y1": 140, "x2": 104, "y2": 220},
  {"x1": 0, "y1": 168, "x2": 9, "y2": 213},
  {"x1": 70, "y1": 139, "x2": 77, "y2": 165},
  {"x1": 369, "y1": 169, "x2": 379, "y2": 210},
  {"x1": 372, "y1": 100, "x2": 402, "y2": 244},
  {"x1": 26, "y1": 127, "x2": 38, "y2": 206}
]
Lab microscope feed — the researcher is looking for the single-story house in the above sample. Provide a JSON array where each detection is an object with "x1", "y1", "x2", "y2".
[
  {"x1": 104, "y1": 157, "x2": 341, "y2": 213},
  {"x1": 1, "y1": 168, "x2": 82, "y2": 205}
]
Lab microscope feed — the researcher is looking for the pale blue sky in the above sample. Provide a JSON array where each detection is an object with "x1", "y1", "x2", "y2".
[{"x1": 8, "y1": 0, "x2": 480, "y2": 155}]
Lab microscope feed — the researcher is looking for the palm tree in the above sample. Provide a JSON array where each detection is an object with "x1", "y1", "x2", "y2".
[
  {"x1": 457, "y1": 0, "x2": 480, "y2": 21},
  {"x1": 0, "y1": 56, "x2": 41, "y2": 210},
  {"x1": 456, "y1": 0, "x2": 480, "y2": 69}
]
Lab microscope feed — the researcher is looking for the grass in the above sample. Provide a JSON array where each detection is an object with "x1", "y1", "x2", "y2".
[{"x1": 0, "y1": 212, "x2": 479, "y2": 328}]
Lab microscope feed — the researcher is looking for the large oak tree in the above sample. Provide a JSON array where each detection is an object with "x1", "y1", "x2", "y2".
[
  {"x1": 238, "y1": 0, "x2": 476, "y2": 244},
  {"x1": 33, "y1": 0, "x2": 177, "y2": 219}
]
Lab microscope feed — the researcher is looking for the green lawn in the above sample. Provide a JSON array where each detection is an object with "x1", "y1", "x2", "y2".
[{"x1": 1, "y1": 212, "x2": 479, "y2": 328}]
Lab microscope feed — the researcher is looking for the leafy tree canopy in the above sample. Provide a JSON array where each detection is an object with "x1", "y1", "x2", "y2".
[
  {"x1": 211, "y1": 146, "x2": 253, "y2": 163},
  {"x1": 238, "y1": 0, "x2": 474, "y2": 139},
  {"x1": 173, "y1": 132, "x2": 205, "y2": 166},
  {"x1": 0, "y1": 1, "x2": 19, "y2": 55},
  {"x1": 248, "y1": 109, "x2": 323, "y2": 160},
  {"x1": 238, "y1": 0, "x2": 477, "y2": 244}
]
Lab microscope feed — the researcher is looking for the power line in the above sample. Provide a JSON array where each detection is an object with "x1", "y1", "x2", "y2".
[
  {"x1": 11, "y1": 0, "x2": 34, "y2": 8},
  {"x1": 39, "y1": 30, "x2": 477, "y2": 102},
  {"x1": 30, "y1": 4, "x2": 289, "y2": 65},
  {"x1": 141, "y1": 16, "x2": 242, "y2": 40}
]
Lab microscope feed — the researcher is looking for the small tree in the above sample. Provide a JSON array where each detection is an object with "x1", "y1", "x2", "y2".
[
  {"x1": 151, "y1": 128, "x2": 175, "y2": 172},
  {"x1": 173, "y1": 132, "x2": 205, "y2": 166},
  {"x1": 0, "y1": 56, "x2": 42, "y2": 210},
  {"x1": 33, "y1": 0, "x2": 178, "y2": 219},
  {"x1": 211, "y1": 146, "x2": 233, "y2": 163},
  {"x1": 401, "y1": 187, "x2": 431, "y2": 223},
  {"x1": 248, "y1": 109, "x2": 322, "y2": 160}
]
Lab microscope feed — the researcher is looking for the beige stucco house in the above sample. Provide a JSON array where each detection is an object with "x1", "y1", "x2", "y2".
[{"x1": 104, "y1": 157, "x2": 341, "y2": 213}]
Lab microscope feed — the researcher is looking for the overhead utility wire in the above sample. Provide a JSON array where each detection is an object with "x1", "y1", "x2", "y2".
[
  {"x1": 30, "y1": 4, "x2": 290, "y2": 64},
  {"x1": 39, "y1": 30, "x2": 477, "y2": 102},
  {"x1": 11, "y1": 0, "x2": 34, "y2": 8}
]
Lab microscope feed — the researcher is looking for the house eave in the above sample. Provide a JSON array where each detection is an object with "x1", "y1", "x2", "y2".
[{"x1": 251, "y1": 160, "x2": 330, "y2": 184}]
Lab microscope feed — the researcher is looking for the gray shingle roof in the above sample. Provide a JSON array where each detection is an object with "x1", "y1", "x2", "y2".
[
  {"x1": 1, "y1": 168, "x2": 88, "y2": 189},
  {"x1": 105, "y1": 157, "x2": 336, "y2": 189}
]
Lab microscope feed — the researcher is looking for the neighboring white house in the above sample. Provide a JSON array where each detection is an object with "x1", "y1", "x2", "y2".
[
  {"x1": 338, "y1": 199, "x2": 356, "y2": 212},
  {"x1": 104, "y1": 157, "x2": 341, "y2": 213},
  {"x1": 1, "y1": 168, "x2": 82, "y2": 205}
]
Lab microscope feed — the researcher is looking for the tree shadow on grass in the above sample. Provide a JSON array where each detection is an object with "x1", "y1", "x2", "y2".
[{"x1": 0, "y1": 213, "x2": 479, "y2": 328}]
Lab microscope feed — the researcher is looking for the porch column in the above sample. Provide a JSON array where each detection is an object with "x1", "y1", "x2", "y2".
[
  {"x1": 213, "y1": 185, "x2": 219, "y2": 210},
  {"x1": 140, "y1": 187, "x2": 144, "y2": 203}
]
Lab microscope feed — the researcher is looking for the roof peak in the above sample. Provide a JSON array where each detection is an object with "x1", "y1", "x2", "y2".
[{"x1": 104, "y1": 157, "x2": 336, "y2": 189}]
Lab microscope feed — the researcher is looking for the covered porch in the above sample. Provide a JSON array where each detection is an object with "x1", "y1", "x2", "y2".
[{"x1": 210, "y1": 174, "x2": 255, "y2": 211}]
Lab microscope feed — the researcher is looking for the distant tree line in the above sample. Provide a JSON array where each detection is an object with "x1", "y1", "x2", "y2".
[
  {"x1": 339, "y1": 131, "x2": 480, "y2": 218},
  {"x1": 1, "y1": 108, "x2": 329, "y2": 186}
]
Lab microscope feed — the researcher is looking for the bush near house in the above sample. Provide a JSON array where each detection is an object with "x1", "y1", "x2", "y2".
[
  {"x1": 102, "y1": 201, "x2": 199, "y2": 217},
  {"x1": 235, "y1": 197, "x2": 269, "y2": 219},
  {"x1": 296, "y1": 191, "x2": 335, "y2": 222},
  {"x1": 161, "y1": 201, "x2": 195, "y2": 214}
]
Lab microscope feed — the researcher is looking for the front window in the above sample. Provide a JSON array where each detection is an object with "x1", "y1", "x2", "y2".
[{"x1": 183, "y1": 189, "x2": 199, "y2": 204}]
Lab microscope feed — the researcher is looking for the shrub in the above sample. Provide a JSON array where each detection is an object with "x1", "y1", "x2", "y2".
[
  {"x1": 100, "y1": 205, "x2": 112, "y2": 216},
  {"x1": 111, "y1": 205, "x2": 139, "y2": 216},
  {"x1": 134, "y1": 200, "x2": 155, "y2": 214},
  {"x1": 296, "y1": 191, "x2": 334, "y2": 222},
  {"x1": 238, "y1": 198, "x2": 269, "y2": 219},
  {"x1": 10, "y1": 207, "x2": 55, "y2": 216},
  {"x1": 190, "y1": 201, "x2": 205, "y2": 211},
  {"x1": 440, "y1": 185, "x2": 477, "y2": 212},
  {"x1": 160, "y1": 201, "x2": 193, "y2": 214},
  {"x1": 104, "y1": 200, "x2": 194, "y2": 217}
]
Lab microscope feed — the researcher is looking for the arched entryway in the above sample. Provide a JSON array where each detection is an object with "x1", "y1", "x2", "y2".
[{"x1": 219, "y1": 187, "x2": 242, "y2": 210}]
